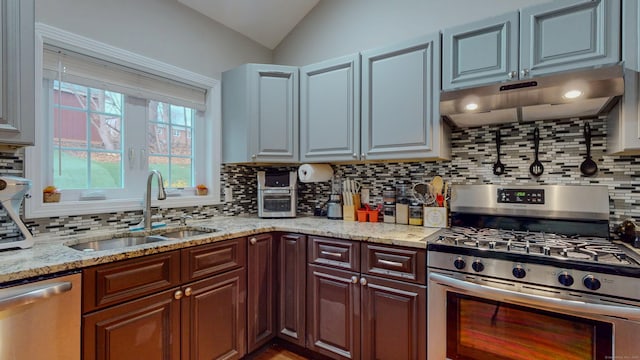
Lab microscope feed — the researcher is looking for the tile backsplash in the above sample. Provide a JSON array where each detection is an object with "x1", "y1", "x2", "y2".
[{"x1": 2, "y1": 115, "x2": 640, "y2": 238}]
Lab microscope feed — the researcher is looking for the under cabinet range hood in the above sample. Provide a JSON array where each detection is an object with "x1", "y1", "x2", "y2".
[{"x1": 440, "y1": 64, "x2": 624, "y2": 127}]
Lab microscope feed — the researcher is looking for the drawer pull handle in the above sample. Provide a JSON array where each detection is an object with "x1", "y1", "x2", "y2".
[
  {"x1": 174, "y1": 290, "x2": 184, "y2": 300},
  {"x1": 378, "y1": 259, "x2": 403, "y2": 268},
  {"x1": 321, "y1": 250, "x2": 342, "y2": 258}
]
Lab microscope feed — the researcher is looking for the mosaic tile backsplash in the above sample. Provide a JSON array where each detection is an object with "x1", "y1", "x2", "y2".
[{"x1": 2, "y1": 115, "x2": 640, "y2": 238}]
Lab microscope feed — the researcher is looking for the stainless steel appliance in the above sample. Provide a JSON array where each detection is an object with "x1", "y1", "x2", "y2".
[
  {"x1": 0, "y1": 272, "x2": 81, "y2": 359},
  {"x1": 427, "y1": 185, "x2": 640, "y2": 360},
  {"x1": 257, "y1": 171, "x2": 297, "y2": 218},
  {"x1": 0, "y1": 175, "x2": 34, "y2": 249}
]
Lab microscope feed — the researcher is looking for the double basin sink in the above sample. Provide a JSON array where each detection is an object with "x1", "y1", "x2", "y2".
[{"x1": 68, "y1": 227, "x2": 218, "y2": 252}]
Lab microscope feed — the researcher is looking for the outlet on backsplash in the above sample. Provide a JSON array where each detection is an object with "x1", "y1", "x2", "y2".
[{"x1": 224, "y1": 187, "x2": 233, "y2": 203}]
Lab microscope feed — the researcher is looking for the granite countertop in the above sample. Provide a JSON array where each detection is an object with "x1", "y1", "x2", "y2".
[{"x1": 0, "y1": 216, "x2": 444, "y2": 284}]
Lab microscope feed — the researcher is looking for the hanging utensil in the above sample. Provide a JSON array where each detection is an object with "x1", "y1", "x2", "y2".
[
  {"x1": 529, "y1": 127, "x2": 544, "y2": 177},
  {"x1": 493, "y1": 128, "x2": 505, "y2": 176},
  {"x1": 580, "y1": 122, "x2": 598, "y2": 176}
]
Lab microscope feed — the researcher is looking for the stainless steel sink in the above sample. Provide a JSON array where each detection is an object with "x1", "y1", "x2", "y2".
[{"x1": 69, "y1": 235, "x2": 169, "y2": 252}]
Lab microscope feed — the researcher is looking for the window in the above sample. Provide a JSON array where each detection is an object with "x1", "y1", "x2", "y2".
[{"x1": 26, "y1": 24, "x2": 221, "y2": 218}]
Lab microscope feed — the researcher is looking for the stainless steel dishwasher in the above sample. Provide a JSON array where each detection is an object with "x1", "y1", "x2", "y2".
[{"x1": 0, "y1": 272, "x2": 81, "y2": 360}]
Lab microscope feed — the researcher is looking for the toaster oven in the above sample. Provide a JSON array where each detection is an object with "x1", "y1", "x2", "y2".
[{"x1": 257, "y1": 171, "x2": 297, "y2": 218}]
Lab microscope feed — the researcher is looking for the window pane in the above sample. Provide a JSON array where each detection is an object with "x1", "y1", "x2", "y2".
[
  {"x1": 53, "y1": 150, "x2": 89, "y2": 189},
  {"x1": 171, "y1": 126, "x2": 191, "y2": 153},
  {"x1": 170, "y1": 158, "x2": 191, "y2": 188},
  {"x1": 90, "y1": 152, "x2": 122, "y2": 189},
  {"x1": 55, "y1": 81, "x2": 89, "y2": 110},
  {"x1": 89, "y1": 89, "x2": 123, "y2": 115},
  {"x1": 90, "y1": 114, "x2": 122, "y2": 151},
  {"x1": 148, "y1": 123, "x2": 169, "y2": 155},
  {"x1": 148, "y1": 156, "x2": 169, "y2": 186},
  {"x1": 54, "y1": 108, "x2": 88, "y2": 149}
]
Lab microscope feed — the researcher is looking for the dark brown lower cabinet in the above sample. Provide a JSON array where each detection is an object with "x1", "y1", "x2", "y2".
[
  {"x1": 361, "y1": 276, "x2": 426, "y2": 360},
  {"x1": 247, "y1": 233, "x2": 276, "y2": 353},
  {"x1": 182, "y1": 267, "x2": 246, "y2": 360},
  {"x1": 307, "y1": 264, "x2": 361, "y2": 360},
  {"x1": 277, "y1": 233, "x2": 307, "y2": 346},
  {"x1": 83, "y1": 288, "x2": 181, "y2": 360}
]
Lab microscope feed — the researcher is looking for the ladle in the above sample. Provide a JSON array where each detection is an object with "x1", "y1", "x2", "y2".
[
  {"x1": 580, "y1": 122, "x2": 598, "y2": 177},
  {"x1": 493, "y1": 128, "x2": 505, "y2": 175},
  {"x1": 529, "y1": 127, "x2": 544, "y2": 177}
]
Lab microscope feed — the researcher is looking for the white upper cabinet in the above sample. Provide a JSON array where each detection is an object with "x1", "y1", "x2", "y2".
[
  {"x1": 442, "y1": 0, "x2": 621, "y2": 90},
  {"x1": 222, "y1": 64, "x2": 299, "y2": 163},
  {"x1": 607, "y1": 0, "x2": 640, "y2": 154},
  {"x1": 442, "y1": 12, "x2": 519, "y2": 90},
  {"x1": 361, "y1": 35, "x2": 450, "y2": 161},
  {"x1": 300, "y1": 54, "x2": 360, "y2": 163},
  {"x1": 0, "y1": 0, "x2": 35, "y2": 147}
]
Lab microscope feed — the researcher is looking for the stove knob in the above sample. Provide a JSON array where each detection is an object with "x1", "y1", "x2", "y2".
[
  {"x1": 557, "y1": 272, "x2": 574, "y2": 287},
  {"x1": 471, "y1": 260, "x2": 484, "y2": 272},
  {"x1": 583, "y1": 275, "x2": 601, "y2": 291},
  {"x1": 512, "y1": 265, "x2": 526, "y2": 279},
  {"x1": 453, "y1": 257, "x2": 466, "y2": 270}
]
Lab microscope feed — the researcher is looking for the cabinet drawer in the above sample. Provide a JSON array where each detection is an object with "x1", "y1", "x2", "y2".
[
  {"x1": 308, "y1": 236, "x2": 359, "y2": 271},
  {"x1": 181, "y1": 238, "x2": 246, "y2": 282},
  {"x1": 362, "y1": 244, "x2": 426, "y2": 284},
  {"x1": 83, "y1": 251, "x2": 181, "y2": 313}
]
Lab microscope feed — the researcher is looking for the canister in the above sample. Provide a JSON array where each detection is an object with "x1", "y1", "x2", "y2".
[
  {"x1": 383, "y1": 204, "x2": 396, "y2": 223},
  {"x1": 409, "y1": 202, "x2": 423, "y2": 226}
]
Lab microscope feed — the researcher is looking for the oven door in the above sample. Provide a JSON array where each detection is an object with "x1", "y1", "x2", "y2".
[{"x1": 428, "y1": 270, "x2": 640, "y2": 360}]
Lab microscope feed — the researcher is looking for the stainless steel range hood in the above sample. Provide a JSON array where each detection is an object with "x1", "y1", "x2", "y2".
[{"x1": 440, "y1": 64, "x2": 624, "y2": 128}]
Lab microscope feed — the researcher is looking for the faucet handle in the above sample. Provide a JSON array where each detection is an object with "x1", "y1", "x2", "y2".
[{"x1": 180, "y1": 215, "x2": 194, "y2": 226}]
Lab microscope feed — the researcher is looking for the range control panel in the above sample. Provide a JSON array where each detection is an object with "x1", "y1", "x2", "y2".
[{"x1": 497, "y1": 188, "x2": 545, "y2": 204}]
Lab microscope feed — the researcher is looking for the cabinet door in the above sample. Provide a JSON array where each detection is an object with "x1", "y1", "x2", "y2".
[
  {"x1": 247, "y1": 233, "x2": 276, "y2": 352},
  {"x1": 361, "y1": 34, "x2": 446, "y2": 161},
  {"x1": 276, "y1": 233, "x2": 307, "y2": 346},
  {"x1": 300, "y1": 54, "x2": 360, "y2": 162},
  {"x1": 520, "y1": 0, "x2": 620, "y2": 78},
  {"x1": 249, "y1": 65, "x2": 299, "y2": 163},
  {"x1": 83, "y1": 288, "x2": 181, "y2": 360},
  {"x1": 0, "y1": 0, "x2": 35, "y2": 146},
  {"x1": 181, "y1": 267, "x2": 246, "y2": 360},
  {"x1": 307, "y1": 264, "x2": 360, "y2": 360},
  {"x1": 623, "y1": 0, "x2": 640, "y2": 72},
  {"x1": 361, "y1": 276, "x2": 426, "y2": 360},
  {"x1": 442, "y1": 12, "x2": 519, "y2": 90}
]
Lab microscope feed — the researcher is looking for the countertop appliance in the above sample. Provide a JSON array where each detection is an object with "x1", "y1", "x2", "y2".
[
  {"x1": 0, "y1": 175, "x2": 34, "y2": 249},
  {"x1": 0, "y1": 272, "x2": 81, "y2": 360},
  {"x1": 257, "y1": 171, "x2": 297, "y2": 218},
  {"x1": 427, "y1": 184, "x2": 640, "y2": 360}
]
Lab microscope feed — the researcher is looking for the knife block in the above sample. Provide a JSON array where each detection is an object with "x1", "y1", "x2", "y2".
[{"x1": 343, "y1": 194, "x2": 361, "y2": 221}]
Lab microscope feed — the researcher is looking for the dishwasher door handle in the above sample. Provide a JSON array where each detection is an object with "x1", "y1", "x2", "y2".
[{"x1": 0, "y1": 281, "x2": 72, "y2": 311}]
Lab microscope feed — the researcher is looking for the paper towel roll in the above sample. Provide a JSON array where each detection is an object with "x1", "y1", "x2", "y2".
[{"x1": 298, "y1": 164, "x2": 334, "y2": 183}]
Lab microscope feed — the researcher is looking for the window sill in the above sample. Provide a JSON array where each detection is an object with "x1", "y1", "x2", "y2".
[{"x1": 25, "y1": 194, "x2": 223, "y2": 219}]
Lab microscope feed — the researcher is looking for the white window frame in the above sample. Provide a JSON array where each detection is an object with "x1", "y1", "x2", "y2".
[{"x1": 25, "y1": 24, "x2": 222, "y2": 219}]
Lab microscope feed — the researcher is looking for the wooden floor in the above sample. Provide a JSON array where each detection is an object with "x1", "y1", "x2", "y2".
[{"x1": 250, "y1": 344, "x2": 310, "y2": 360}]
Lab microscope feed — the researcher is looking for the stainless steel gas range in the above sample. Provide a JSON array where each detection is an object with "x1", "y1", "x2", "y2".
[{"x1": 427, "y1": 185, "x2": 640, "y2": 360}]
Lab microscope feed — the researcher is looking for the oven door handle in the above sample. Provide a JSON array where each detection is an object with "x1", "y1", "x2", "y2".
[{"x1": 429, "y1": 272, "x2": 640, "y2": 321}]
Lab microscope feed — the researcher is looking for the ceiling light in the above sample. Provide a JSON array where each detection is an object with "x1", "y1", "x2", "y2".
[
  {"x1": 563, "y1": 90, "x2": 583, "y2": 99},
  {"x1": 465, "y1": 103, "x2": 478, "y2": 111}
]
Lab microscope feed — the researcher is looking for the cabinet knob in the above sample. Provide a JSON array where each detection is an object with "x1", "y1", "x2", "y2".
[
  {"x1": 351, "y1": 275, "x2": 358, "y2": 284},
  {"x1": 361, "y1": 153, "x2": 366, "y2": 159},
  {"x1": 251, "y1": 154, "x2": 257, "y2": 159},
  {"x1": 359, "y1": 277, "x2": 368, "y2": 286},
  {"x1": 520, "y1": 69, "x2": 530, "y2": 78},
  {"x1": 249, "y1": 237, "x2": 257, "y2": 245},
  {"x1": 508, "y1": 71, "x2": 517, "y2": 79},
  {"x1": 174, "y1": 290, "x2": 184, "y2": 300},
  {"x1": 353, "y1": 153, "x2": 357, "y2": 158},
  {"x1": 184, "y1": 287, "x2": 192, "y2": 297}
]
